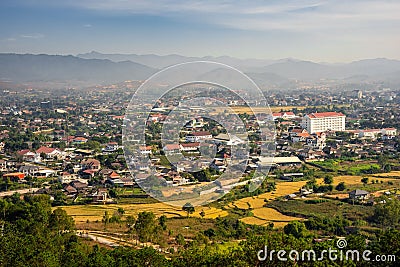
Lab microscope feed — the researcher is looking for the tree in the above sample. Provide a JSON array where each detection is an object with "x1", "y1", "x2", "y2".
[
  {"x1": 159, "y1": 215, "x2": 167, "y2": 231},
  {"x1": 199, "y1": 210, "x2": 206, "y2": 219},
  {"x1": 49, "y1": 208, "x2": 75, "y2": 231},
  {"x1": 336, "y1": 182, "x2": 346, "y2": 191},
  {"x1": 284, "y1": 221, "x2": 308, "y2": 238},
  {"x1": 182, "y1": 202, "x2": 195, "y2": 218},
  {"x1": 361, "y1": 177, "x2": 369, "y2": 185},
  {"x1": 175, "y1": 233, "x2": 186, "y2": 246},
  {"x1": 305, "y1": 178, "x2": 317, "y2": 189},
  {"x1": 323, "y1": 175, "x2": 334, "y2": 185},
  {"x1": 373, "y1": 197, "x2": 400, "y2": 227},
  {"x1": 117, "y1": 207, "x2": 125, "y2": 216},
  {"x1": 134, "y1": 211, "x2": 159, "y2": 242},
  {"x1": 102, "y1": 211, "x2": 110, "y2": 228}
]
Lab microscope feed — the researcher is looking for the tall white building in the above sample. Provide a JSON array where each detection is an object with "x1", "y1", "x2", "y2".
[{"x1": 301, "y1": 112, "x2": 345, "y2": 134}]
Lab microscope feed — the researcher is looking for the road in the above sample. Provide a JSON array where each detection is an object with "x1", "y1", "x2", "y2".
[{"x1": 0, "y1": 187, "x2": 42, "y2": 197}]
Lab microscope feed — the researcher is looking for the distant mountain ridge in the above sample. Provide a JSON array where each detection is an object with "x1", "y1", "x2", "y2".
[
  {"x1": 0, "y1": 53, "x2": 156, "y2": 84},
  {"x1": 1, "y1": 52, "x2": 400, "y2": 88},
  {"x1": 78, "y1": 51, "x2": 400, "y2": 82},
  {"x1": 77, "y1": 51, "x2": 287, "y2": 69}
]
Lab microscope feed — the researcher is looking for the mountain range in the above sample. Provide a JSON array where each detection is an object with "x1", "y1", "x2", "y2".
[{"x1": 1, "y1": 52, "x2": 400, "y2": 88}]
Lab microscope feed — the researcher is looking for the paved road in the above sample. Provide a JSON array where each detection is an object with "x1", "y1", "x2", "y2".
[{"x1": 0, "y1": 188, "x2": 42, "y2": 197}]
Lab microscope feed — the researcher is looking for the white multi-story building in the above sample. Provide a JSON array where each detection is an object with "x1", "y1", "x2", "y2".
[{"x1": 301, "y1": 112, "x2": 345, "y2": 134}]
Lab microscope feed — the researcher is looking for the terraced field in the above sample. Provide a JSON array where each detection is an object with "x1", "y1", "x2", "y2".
[
  {"x1": 59, "y1": 203, "x2": 228, "y2": 223},
  {"x1": 230, "y1": 180, "x2": 308, "y2": 209}
]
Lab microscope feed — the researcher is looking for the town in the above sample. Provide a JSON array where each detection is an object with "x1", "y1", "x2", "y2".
[{"x1": 1, "y1": 82, "x2": 399, "y2": 265}]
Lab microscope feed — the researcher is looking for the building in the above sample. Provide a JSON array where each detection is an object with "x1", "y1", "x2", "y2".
[
  {"x1": 81, "y1": 158, "x2": 101, "y2": 171},
  {"x1": 349, "y1": 189, "x2": 370, "y2": 200},
  {"x1": 19, "y1": 165, "x2": 40, "y2": 176},
  {"x1": 36, "y1": 146, "x2": 63, "y2": 160},
  {"x1": 163, "y1": 144, "x2": 181, "y2": 155},
  {"x1": 180, "y1": 142, "x2": 200, "y2": 152},
  {"x1": 0, "y1": 159, "x2": 7, "y2": 172},
  {"x1": 301, "y1": 112, "x2": 346, "y2": 134},
  {"x1": 256, "y1": 156, "x2": 302, "y2": 169},
  {"x1": 346, "y1": 128, "x2": 397, "y2": 139},
  {"x1": 186, "y1": 131, "x2": 212, "y2": 142},
  {"x1": 272, "y1": 112, "x2": 296, "y2": 120}
]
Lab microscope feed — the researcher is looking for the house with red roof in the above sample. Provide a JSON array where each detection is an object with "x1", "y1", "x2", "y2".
[
  {"x1": 186, "y1": 131, "x2": 212, "y2": 142},
  {"x1": 180, "y1": 142, "x2": 200, "y2": 152},
  {"x1": 272, "y1": 112, "x2": 296, "y2": 120},
  {"x1": 81, "y1": 158, "x2": 101, "y2": 171},
  {"x1": 17, "y1": 149, "x2": 40, "y2": 162},
  {"x1": 36, "y1": 146, "x2": 63, "y2": 160},
  {"x1": 163, "y1": 144, "x2": 180, "y2": 155},
  {"x1": 72, "y1": 137, "x2": 88, "y2": 144}
]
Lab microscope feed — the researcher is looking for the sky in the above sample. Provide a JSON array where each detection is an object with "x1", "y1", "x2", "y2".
[{"x1": 0, "y1": 0, "x2": 399, "y2": 62}]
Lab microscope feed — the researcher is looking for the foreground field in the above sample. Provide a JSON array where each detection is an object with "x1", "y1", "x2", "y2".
[
  {"x1": 59, "y1": 203, "x2": 228, "y2": 223},
  {"x1": 60, "y1": 173, "x2": 399, "y2": 228}
]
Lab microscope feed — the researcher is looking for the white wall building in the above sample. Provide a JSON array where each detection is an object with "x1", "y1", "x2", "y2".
[
  {"x1": 186, "y1": 131, "x2": 212, "y2": 142},
  {"x1": 301, "y1": 112, "x2": 345, "y2": 134}
]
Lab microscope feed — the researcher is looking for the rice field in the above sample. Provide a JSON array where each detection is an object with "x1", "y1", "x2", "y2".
[
  {"x1": 231, "y1": 174, "x2": 396, "y2": 227},
  {"x1": 232, "y1": 180, "x2": 308, "y2": 209},
  {"x1": 61, "y1": 173, "x2": 398, "y2": 228},
  {"x1": 59, "y1": 203, "x2": 228, "y2": 223},
  {"x1": 252, "y1": 207, "x2": 302, "y2": 222},
  {"x1": 232, "y1": 180, "x2": 308, "y2": 227}
]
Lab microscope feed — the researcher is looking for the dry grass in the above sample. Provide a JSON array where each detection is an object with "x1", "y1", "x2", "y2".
[
  {"x1": 320, "y1": 175, "x2": 397, "y2": 186},
  {"x1": 252, "y1": 207, "x2": 302, "y2": 222},
  {"x1": 58, "y1": 203, "x2": 228, "y2": 223},
  {"x1": 371, "y1": 171, "x2": 400, "y2": 178}
]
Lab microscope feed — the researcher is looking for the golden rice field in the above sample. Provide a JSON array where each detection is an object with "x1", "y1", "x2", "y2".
[
  {"x1": 232, "y1": 180, "x2": 308, "y2": 209},
  {"x1": 240, "y1": 215, "x2": 296, "y2": 229},
  {"x1": 59, "y1": 203, "x2": 228, "y2": 223},
  {"x1": 230, "y1": 174, "x2": 396, "y2": 227},
  {"x1": 61, "y1": 173, "x2": 398, "y2": 227},
  {"x1": 252, "y1": 207, "x2": 301, "y2": 222}
]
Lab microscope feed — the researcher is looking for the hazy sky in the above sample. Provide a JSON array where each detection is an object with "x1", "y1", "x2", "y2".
[{"x1": 0, "y1": 0, "x2": 399, "y2": 62}]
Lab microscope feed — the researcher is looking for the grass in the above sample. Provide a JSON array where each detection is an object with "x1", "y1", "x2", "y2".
[
  {"x1": 371, "y1": 171, "x2": 400, "y2": 178},
  {"x1": 267, "y1": 199, "x2": 374, "y2": 222}
]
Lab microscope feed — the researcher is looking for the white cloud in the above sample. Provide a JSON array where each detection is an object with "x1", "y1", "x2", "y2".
[
  {"x1": 26, "y1": 0, "x2": 400, "y2": 33},
  {"x1": 20, "y1": 33, "x2": 44, "y2": 39}
]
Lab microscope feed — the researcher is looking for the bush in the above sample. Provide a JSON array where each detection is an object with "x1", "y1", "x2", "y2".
[
  {"x1": 336, "y1": 182, "x2": 346, "y2": 191},
  {"x1": 304, "y1": 199, "x2": 328, "y2": 204}
]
